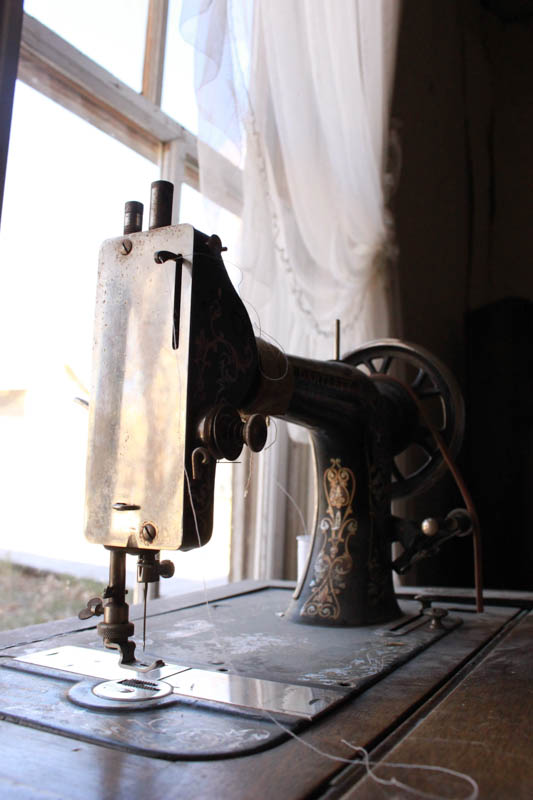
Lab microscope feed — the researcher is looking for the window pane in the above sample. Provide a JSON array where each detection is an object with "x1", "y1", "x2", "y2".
[
  {"x1": 24, "y1": 0, "x2": 149, "y2": 92},
  {"x1": 161, "y1": 0, "x2": 198, "y2": 133},
  {"x1": 0, "y1": 82, "x2": 158, "y2": 623}
]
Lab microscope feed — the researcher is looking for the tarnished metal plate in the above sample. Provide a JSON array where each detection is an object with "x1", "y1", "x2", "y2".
[
  {"x1": 85, "y1": 224, "x2": 195, "y2": 549},
  {"x1": 0, "y1": 666, "x2": 284, "y2": 759},
  {"x1": 92, "y1": 678, "x2": 173, "y2": 702},
  {"x1": 16, "y1": 646, "x2": 345, "y2": 719},
  {"x1": 2, "y1": 588, "x2": 495, "y2": 760},
  {"x1": 15, "y1": 646, "x2": 189, "y2": 681},
  {"x1": 166, "y1": 669, "x2": 344, "y2": 719}
]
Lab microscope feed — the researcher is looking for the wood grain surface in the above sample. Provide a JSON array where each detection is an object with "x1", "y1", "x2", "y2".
[{"x1": 334, "y1": 612, "x2": 533, "y2": 799}]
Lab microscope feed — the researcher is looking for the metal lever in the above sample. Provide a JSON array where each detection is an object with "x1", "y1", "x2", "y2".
[
  {"x1": 421, "y1": 509, "x2": 473, "y2": 538},
  {"x1": 392, "y1": 509, "x2": 473, "y2": 575}
]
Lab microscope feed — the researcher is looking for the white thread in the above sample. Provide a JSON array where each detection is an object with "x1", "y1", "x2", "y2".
[
  {"x1": 182, "y1": 461, "x2": 479, "y2": 800},
  {"x1": 176, "y1": 238, "x2": 477, "y2": 797},
  {"x1": 262, "y1": 417, "x2": 278, "y2": 452},
  {"x1": 275, "y1": 480, "x2": 307, "y2": 535},
  {"x1": 221, "y1": 254, "x2": 245, "y2": 292},
  {"x1": 182, "y1": 466, "x2": 229, "y2": 662},
  {"x1": 342, "y1": 741, "x2": 479, "y2": 800},
  {"x1": 244, "y1": 451, "x2": 253, "y2": 499},
  {"x1": 257, "y1": 330, "x2": 291, "y2": 382},
  {"x1": 184, "y1": 248, "x2": 291, "y2": 382},
  {"x1": 241, "y1": 297, "x2": 291, "y2": 383}
]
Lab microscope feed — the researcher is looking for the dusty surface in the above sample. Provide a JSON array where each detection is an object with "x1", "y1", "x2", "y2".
[{"x1": 0, "y1": 559, "x2": 103, "y2": 631}]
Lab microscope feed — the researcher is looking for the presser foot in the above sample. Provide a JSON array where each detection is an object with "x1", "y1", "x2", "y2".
[{"x1": 104, "y1": 640, "x2": 165, "y2": 673}]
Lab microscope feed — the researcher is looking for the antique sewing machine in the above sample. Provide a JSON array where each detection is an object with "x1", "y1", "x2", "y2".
[
  {"x1": 71, "y1": 180, "x2": 477, "y2": 663},
  {"x1": 4, "y1": 180, "x2": 514, "y2": 791}
]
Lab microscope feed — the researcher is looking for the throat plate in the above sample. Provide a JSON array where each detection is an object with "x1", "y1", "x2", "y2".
[{"x1": 15, "y1": 645, "x2": 346, "y2": 719}]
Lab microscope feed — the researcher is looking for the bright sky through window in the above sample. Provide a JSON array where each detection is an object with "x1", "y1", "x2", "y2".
[
  {"x1": 0, "y1": 80, "x2": 231, "y2": 591},
  {"x1": 23, "y1": 0, "x2": 150, "y2": 92}
]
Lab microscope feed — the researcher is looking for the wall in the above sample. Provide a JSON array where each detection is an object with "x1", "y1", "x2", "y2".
[{"x1": 391, "y1": 0, "x2": 533, "y2": 588}]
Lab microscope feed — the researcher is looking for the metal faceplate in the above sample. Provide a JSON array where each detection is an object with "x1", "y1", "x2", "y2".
[{"x1": 85, "y1": 225, "x2": 194, "y2": 550}]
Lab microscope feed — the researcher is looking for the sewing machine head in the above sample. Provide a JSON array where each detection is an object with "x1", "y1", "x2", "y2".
[{"x1": 82, "y1": 180, "x2": 475, "y2": 665}]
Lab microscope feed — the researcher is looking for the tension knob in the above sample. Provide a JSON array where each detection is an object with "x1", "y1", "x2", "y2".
[
  {"x1": 198, "y1": 406, "x2": 268, "y2": 460},
  {"x1": 243, "y1": 414, "x2": 268, "y2": 452},
  {"x1": 212, "y1": 405, "x2": 244, "y2": 461},
  {"x1": 197, "y1": 405, "x2": 243, "y2": 461}
]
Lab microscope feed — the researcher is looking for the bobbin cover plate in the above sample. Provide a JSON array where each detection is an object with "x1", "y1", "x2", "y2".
[{"x1": 85, "y1": 224, "x2": 194, "y2": 550}]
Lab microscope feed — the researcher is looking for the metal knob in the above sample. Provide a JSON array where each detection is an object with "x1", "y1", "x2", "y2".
[
  {"x1": 428, "y1": 607, "x2": 448, "y2": 630},
  {"x1": 137, "y1": 553, "x2": 175, "y2": 583},
  {"x1": 243, "y1": 414, "x2": 268, "y2": 452},
  {"x1": 198, "y1": 405, "x2": 244, "y2": 461},
  {"x1": 78, "y1": 596, "x2": 104, "y2": 620},
  {"x1": 446, "y1": 508, "x2": 473, "y2": 537},
  {"x1": 159, "y1": 560, "x2": 175, "y2": 579},
  {"x1": 198, "y1": 406, "x2": 269, "y2": 461},
  {"x1": 212, "y1": 405, "x2": 244, "y2": 460},
  {"x1": 206, "y1": 234, "x2": 228, "y2": 256},
  {"x1": 421, "y1": 518, "x2": 439, "y2": 536}
]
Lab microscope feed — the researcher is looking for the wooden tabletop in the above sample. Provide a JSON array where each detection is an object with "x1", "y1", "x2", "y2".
[{"x1": 0, "y1": 582, "x2": 531, "y2": 800}]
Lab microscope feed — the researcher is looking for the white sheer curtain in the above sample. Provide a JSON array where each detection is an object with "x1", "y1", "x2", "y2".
[
  {"x1": 181, "y1": 0, "x2": 402, "y2": 578},
  {"x1": 182, "y1": 0, "x2": 401, "y2": 356}
]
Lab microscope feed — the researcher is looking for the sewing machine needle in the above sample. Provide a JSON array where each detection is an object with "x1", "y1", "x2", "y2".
[{"x1": 143, "y1": 582, "x2": 148, "y2": 652}]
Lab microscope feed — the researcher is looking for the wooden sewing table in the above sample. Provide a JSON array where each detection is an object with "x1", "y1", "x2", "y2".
[{"x1": 0, "y1": 581, "x2": 531, "y2": 799}]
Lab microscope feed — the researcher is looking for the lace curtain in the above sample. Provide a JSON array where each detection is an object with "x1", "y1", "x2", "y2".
[
  {"x1": 181, "y1": 0, "x2": 402, "y2": 578},
  {"x1": 182, "y1": 0, "x2": 401, "y2": 356}
]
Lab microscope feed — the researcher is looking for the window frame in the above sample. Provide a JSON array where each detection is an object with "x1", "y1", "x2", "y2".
[
  {"x1": 0, "y1": 0, "x2": 245, "y2": 588},
  {"x1": 3, "y1": 4, "x2": 242, "y2": 223},
  {"x1": 1, "y1": 3, "x2": 299, "y2": 586}
]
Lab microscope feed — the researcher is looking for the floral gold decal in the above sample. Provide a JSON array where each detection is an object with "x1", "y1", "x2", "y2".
[
  {"x1": 301, "y1": 458, "x2": 357, "y2": 620},
  {"x1": 193, "y1": 293, "x2": 254, "y2": 404}
]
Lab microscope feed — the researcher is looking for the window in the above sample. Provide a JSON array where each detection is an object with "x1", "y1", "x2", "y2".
[
  {"x1": 0, "y1": 3, "x2": 243, "y2": 628},
  {"x1": 161, "y1": 0, "x2": 198, "y2": 133},
  {"x1": 0, "y1": 80, "x2": 158, "y2": 578},
  {"x1": 23, "y1": 0, "x2": 150, "y2": 91}
]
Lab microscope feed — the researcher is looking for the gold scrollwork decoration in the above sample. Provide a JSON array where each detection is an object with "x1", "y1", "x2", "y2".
[{"x1": 301, "y1": 458, "x2": 357, "y2": 620}]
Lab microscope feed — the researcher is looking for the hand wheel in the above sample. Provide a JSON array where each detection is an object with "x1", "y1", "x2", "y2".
[{"x1": 342, "y1": 339, "x2": 465, "y2": 498}]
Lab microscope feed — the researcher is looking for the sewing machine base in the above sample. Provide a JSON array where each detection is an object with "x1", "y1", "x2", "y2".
[
  {"x1": 0, "y1": 585, "x2": 474, "y2": 760},
  {"x1": 0, "y1": 581, "x2": 531, "y2": 799}
]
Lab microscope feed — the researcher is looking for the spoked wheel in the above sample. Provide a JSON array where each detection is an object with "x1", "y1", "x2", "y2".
[{"x1": 342, "y1": 339, "x2": 465, "y2": 499}]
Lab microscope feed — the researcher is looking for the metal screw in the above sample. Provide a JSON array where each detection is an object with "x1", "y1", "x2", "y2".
[
  {"x1": 421, "y1": 517, "x2": 439, "y2": 536},
  {"x1": 120, "y1": 239, "x2": 133, "y2": 255},
  {"x1": 141, "y1": 523, "x2": 157, "y2": 543}
]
